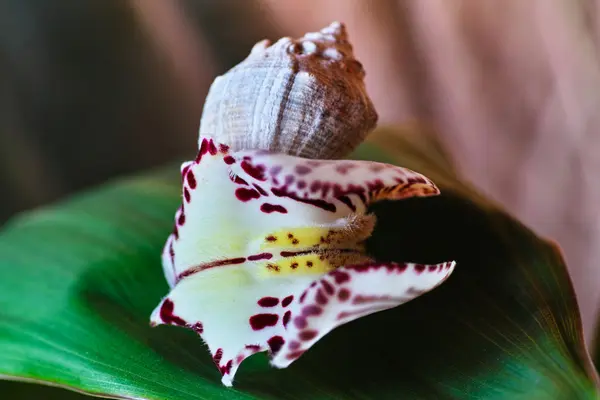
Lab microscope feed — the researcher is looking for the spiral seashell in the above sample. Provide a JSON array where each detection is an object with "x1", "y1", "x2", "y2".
[{"x1": 198, "y1": 21, "x2": 378, "y2": 159}]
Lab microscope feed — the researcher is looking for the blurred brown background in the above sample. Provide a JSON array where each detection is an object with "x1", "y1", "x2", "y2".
[{"x1": 0, "y1": 0, "x2": 598, "y2": 348}]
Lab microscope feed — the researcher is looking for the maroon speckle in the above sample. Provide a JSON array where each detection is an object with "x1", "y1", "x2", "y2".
[
  {"x1": 245, "y1": 344, "x2": 261, "y2": 352},
  {"x1": 321, "y1": 280, "x2": 335, "y2": 295},
  {"x1": 271, "y1": 187, "x2": 336, "y2": 212},
  {"x1": 290, "y1": 262, "x2": 299, "y2": 269},
  {"x1": 267, "y1": 336, "x2": 285, "y2": 353},
  {"x1": 332, "y1": 270, "x2": 351, "y2": 284},
  {"x1": 196, "y1": 139, "x2": 209, "y2": 163},
  {"x1": 186, "y1": 170, "x2": 197, "y2": 189},
  {"x1": 307, "y1": 261, "x2": 313, "y2": 267},
  {"x1": 270, "y1": 165, "x2": 282, "y2": 176},
  {"x1": 414, "y1": 264, "x2": 425, "y2": 274},
  {"x1": 224, "y1": 155, "x2": 235, "y2": 165},
  {"x1": 176, "y1": 257, "x2": 246, "y2": 282},
  {"x1": 299, "y1": 291, "x2": 308, "y2": 303},
  {"x1": 253, "y1": 184, "x2": 268, "y2": 196},
  {"x1": 208, "y1": 140, "x2": 217, "y2": 155},
  {"x1": 352, "y1": 294, "x2": 402, "y2": 305},
  {"x1": 295, "y1": 165, "x2": 312, "y2": 175},
  {"x1": 283, "y1": 310, "x2": 291, "y2": 327},
  {"x1": 310, "y1": 180, "x2": 322, "y2": 193},
  {"x1": 299, "y1": 330, "x2": 318, "y2": 341},
  {"x1": 221, "y1": 360, "x2": 233, "y2": 375},
  {"x1": 445, "y1": 263, "x2": 452, "y2": 269},
  {"x1": 293, "y1": 316, "x2": 307, "y2": 329},
  {"x1": 315, "y1": 289, "x2": 328, "y2": 305},
  {"x1": 336, "y1": 163, "x2": 356, "y2": 174},
  {"x1": 241, "y1": 160, "x2": 266, "y2": 181},
  {"x1": 367, "y1": 179, "x2": 385, "y2": 191},
  {"x1": 178, "y1": 212, "x2": 185, "y2": 226},
  {"x1": 213, "y1": 348, "x2": 223, "y2": 366},
  {"x1": 285, "y1": 175, "x2": 295, "y2": 185},
  {"x1": 191, "y1": 322, "x2": 204, "y2": 334},
  {"x1": 181, "y1": 164, "x2": 190, "y2": 179},
  {"x1": 249, "y1": 313, "x2": 279, "y2": 330},
  {"x1": 338, "y1": 288, "x2": 350, "y2": 301},
  {"x1": 172, "y1": 226, "x2": 179, "y2": 240},
  {"x1": 230, "y1": 175, "x2": 248, "y2": 185},
  {"x1": 286, "y1": 350, "x2": 306, "y2": 360},
  {"x1": 159, "y1": 299, "x2": 187, "y2": 326},
  {"x1": 332, "y1": 184, "x2": 343, "y2": 196},
  {"x1": 288, "y1": 340, "x2": 301, "y2": 350},
  {"x1": 258, "y1": 297, "x2": 279, "y2": 307},
  {"x1": 236, "y1": 188, "x2": 261, "y2": 202},
  {"x1": 184, "y1": 188, "x2": 191, "y2": 202},
  {"x1": 168, "y1": 243, "x2": 175, "y2": 263},
  {"x1": 321, "y1": 182, "x2": 331, "y2": 197},
  {"x1": 345, "y1": 262, "x2": 408, "y2": 274},
  {"x1": 282, "y1": 295, "x2": 294, "y2": 307},
  {"x1": 281, "y1": 250, "x2": 312, "y2": 257},
  {"x1": 248, "y1": 252, "x2": 273, "y2": 261},
  {"x1": 428, "y1": 265, "x2": 437, "y2": 271},
  {"x1": 302, "y1": 305, "x2": 322, "y2": 316},
  {"x1": 219, "y1": 143, "x2": 230, "y2": 153},
  {"x1": 261, "y1": 203, "x2": 288, "y2": 214},
  {"x1": 297, "y1": 180, "x2": 306, "y2": 189},
  {"x1": 337, "y1": 305, "x2": 390, "y2": 321},
  {"x1": 266, "y1": 235, "x2": 277, "y2": 242}
]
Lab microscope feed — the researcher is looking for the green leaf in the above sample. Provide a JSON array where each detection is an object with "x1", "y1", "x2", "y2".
[{"x1": 0, "y1": 126, "x2": 598, "y2": 399}]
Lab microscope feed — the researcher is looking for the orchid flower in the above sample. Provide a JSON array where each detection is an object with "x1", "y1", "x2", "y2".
[{"x1": 150, "y1": 136, "x2": 456, "y2": 386}]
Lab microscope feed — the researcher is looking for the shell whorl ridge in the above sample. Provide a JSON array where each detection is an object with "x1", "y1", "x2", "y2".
[{"x1": 198, "y1": 21, "x2": 378, "y2": 159}]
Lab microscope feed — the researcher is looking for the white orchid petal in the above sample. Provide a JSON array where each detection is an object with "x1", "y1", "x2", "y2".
[{"x1": 152, "y1": 135, "x2": 455, "y2": 386}]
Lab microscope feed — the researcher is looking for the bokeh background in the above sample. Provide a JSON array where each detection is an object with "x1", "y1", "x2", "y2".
[{"x1": 1, "y1": 0, "x2": 598, "y2": 356}]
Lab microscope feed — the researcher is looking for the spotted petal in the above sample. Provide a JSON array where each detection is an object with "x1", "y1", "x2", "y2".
[
  {"x1": 151, "y1": 260, "x2": 455, "y2": 385},
  {"x1": 153, "y1": 135, "x2": 455, "y2": 386}
]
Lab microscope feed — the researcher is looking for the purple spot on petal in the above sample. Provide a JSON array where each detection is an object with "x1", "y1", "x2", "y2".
[
  {"x1": 282, "y1": 295, "x2": 294, "y2": 307},
  {"x1": 315, "y1": 289, "x2": 328, "y2": 305},
  {"x1": 293, "y1": 316, "x2": 307, "y2": 329},
  {"x1": 186, "y1": 170, "x2": 197, "y2": 189},
  {"x1": 321, "y1": 280, "x2": 335, "y2": 295},
  {"x1": 249, "y1": 314, "x2": 279, "y2": 330},
  {"x1": 283, "y1": 310, "x2": 291, "y2": 327},
  {"x1": 160, "y1": 299, "x2": 186, "y2": 326},
  {"x1": 236, "y1": 188, "x2": 261, "y2": 202},
  {"x1": 267, "y1": 335, "x2": 285, "y2": 353},
  {"x1": 248, "y1": 252, "x2": 273, "y2": 261},
  {"x1": 258, "y1": 297, "x2": 279, "y2": 307},
  {"x1": 302, "y1": 305, "x2": 322, "y2": 316},
  {"x1": 295, "y1": 165, "x2": 312, "y2": 175},
  {"x1": 261, "y1": 203, "x2": 288, "y2": 214},
  {"x1": 299, "y1": 330, "x2": 318, "y2": 341}
]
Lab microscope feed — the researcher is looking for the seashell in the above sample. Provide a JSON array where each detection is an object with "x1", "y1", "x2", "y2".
[{"x1": 198, "y1": 21, "x2": 378, "y2": 159}]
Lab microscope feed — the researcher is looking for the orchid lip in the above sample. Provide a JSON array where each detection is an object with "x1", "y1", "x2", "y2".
[{"x1": 151, "y1": 136, "x2": 456, "y2": 386}]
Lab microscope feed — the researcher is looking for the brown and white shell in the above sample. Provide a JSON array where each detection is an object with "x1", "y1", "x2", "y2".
[{"x1": 198, "y1": 21, "x2": 378, "y2": 159}]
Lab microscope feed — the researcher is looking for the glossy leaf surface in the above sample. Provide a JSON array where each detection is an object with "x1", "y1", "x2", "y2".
[{"x1": 0, "y1": 127, "x2": 597, "y2": 399}]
